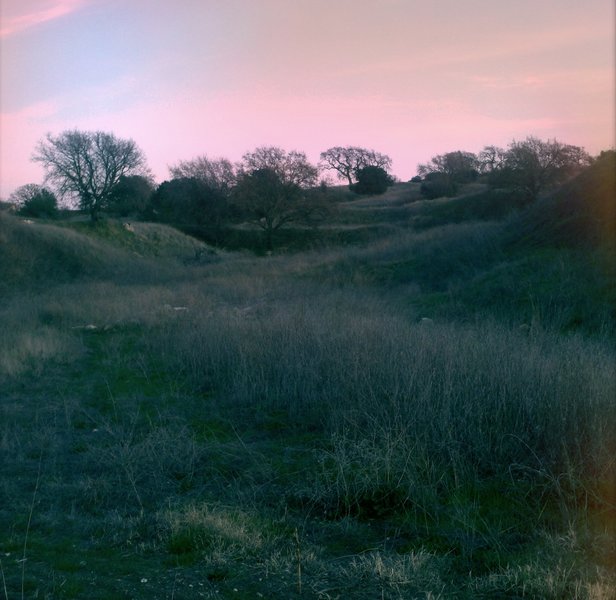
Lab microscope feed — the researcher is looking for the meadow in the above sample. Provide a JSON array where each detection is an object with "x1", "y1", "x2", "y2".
[{"x1": 0, "y1": 156, "x2": 614, "y2": 598}]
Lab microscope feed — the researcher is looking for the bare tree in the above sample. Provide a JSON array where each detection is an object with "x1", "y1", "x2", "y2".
[
  {"x1": 32, "y1": 130, "x2": 149, "y2": 221},
  {"x1": 478, "y1": 145, "x2": 507, "y2": 173},
  {"x1": 169, "y1": 155, "x2": 236, "y2": 193},
  {"x1": 319, "y1": 146, "x2": 392, "y2": 187}
]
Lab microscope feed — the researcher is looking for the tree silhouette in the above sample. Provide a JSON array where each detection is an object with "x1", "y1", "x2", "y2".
[
  {"x1": 320, "y1": 146, "x2": 392, "y2": 187},
  {"x1": 33, "y1": 130, "x2": 149, "y2": 222}
]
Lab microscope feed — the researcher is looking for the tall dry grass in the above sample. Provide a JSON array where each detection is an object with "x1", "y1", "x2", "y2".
[{"x1": 148, "y1": 280, "x2": 615, "y2": 521}]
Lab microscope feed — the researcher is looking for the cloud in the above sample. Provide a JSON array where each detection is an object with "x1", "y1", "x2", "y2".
[
  {"x1": 0, "y1": 0, "x2": 86, "y2": 38},
  {"x1": 471, "y1": 75, "x2": 544, "y2": 90}
]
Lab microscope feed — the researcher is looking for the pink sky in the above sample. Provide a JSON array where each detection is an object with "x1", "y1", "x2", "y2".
[{"x1": 1, "y1": 0, "x2": 614, "y2": 198}]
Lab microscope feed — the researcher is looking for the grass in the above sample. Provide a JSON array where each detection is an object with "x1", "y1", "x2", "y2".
[{"x1": 0, "y1": 157, "x2": 614, "y2": 597}]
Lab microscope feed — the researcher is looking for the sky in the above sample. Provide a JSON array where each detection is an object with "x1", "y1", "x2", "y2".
[{"x1": 0, "y1": 0, "x2": 614, "y2": 198}]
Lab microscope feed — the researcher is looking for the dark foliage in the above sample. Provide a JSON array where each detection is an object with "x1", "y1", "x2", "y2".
[
  {"x1": 11, "y1": 185, "x2": 59, "y2": 218},
  {"x1": 420, "y1": 173, "x2": 457, "y2": 199},
  {"x1": 107, "y1": 175, "x2": 155, "y2": 217},
  {"x1": 319, "y1": 146, "x2": 392, "y2": 187},
  {"x1": 351, "y1": 166, "x2": 394, "y2": 195},
  {"x1": 232, "y1": 168, "x2": 304, "y2": 250},
  {"x1": 486, "y1": 137, "x2": 591, "y2": 201},
  {"x1": 150, "y1": 178, "x2": 229, "y2": 230},
  {"x1": 508, "y1": 150, "x2": 616, "y2": 249},
  {"x1": 413, "y1": 188, "x2": 529, "y2": 229}
]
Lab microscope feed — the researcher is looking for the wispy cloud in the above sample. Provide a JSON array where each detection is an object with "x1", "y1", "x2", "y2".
[
  {"x1": 0, "y1": 0, "x2": 85, "y2": 38},
  {"x1": 471, "y1": 75, "x2": 544, "y2": 90}
]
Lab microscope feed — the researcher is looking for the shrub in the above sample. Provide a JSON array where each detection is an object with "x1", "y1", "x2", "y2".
[
  {"x1": 351, "y1": 166, "x2": 394, "y2": 195},
  {"x1": 420, "y1": 173, "x2": 456, "y2": 199},
  {"x1": 10, "y1": 184, "x2": 59, "y2": 218},
  {"x1": 107, "y1": 175, "x2": 155, "y2": 217}
]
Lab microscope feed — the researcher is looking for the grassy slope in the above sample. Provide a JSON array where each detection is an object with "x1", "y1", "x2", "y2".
[
  {"x1": 0, "y1": 215, "x2": 217, "y2": 293},
  {"x1": 0, "y1": 159, "x2": 614, "y2": 598}
]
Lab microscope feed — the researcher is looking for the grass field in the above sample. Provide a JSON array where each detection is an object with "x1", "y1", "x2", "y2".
[{"x1": 1, "y1": 156, "x2": 615, "y2": 598}]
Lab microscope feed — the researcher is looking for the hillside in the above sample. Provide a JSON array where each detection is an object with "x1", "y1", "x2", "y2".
[
  {"x1": 0, "y1": 162, "x2": 614, "y2": 598},
  {"x1": 511, "y1": 150, "x2": 616, "y2": 250},
  {"x1": 0, "y1": 214, "x2": 217, "y2": 294}
]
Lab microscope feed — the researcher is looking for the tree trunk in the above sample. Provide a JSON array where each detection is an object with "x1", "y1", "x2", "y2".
[{"x1": 264, "y1": 227, "x2": 274, "y2": 252}]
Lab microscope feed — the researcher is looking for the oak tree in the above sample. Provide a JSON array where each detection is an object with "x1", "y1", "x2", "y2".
[
  {"x1": 234, "y1": 147, "x2": 320, "y2": 250},
  {"x1": 319, "y1": 146, "x2": 392, "y2": 187},
  {"x1": 496, "y1": 136, "x2": 591, "y2": 200}
]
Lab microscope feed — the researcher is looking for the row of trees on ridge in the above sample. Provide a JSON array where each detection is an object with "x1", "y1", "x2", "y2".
[
  {"x1": 8, "y1": 129, "x2": 595, "y2": 248},
  {"x1": 416, "y1": 138, "x2": 592, "y2": 201}
]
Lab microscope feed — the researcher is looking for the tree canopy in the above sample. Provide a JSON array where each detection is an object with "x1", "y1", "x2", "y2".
[
  {"x1": 319, "y1": 146, "x2": 392, "y2": 187},
  {"x1": 107, "y1": 175, "x2": 155, "y2": 217},
  {"x1": 150, "y1": 177, "x2": 228, "y2": 230},
  {"x1": 233, "y1": 148, "x2": 321, "y2": 250},
  {"x1": 417, "y1": 151, "x2": 479, "y2": 184},
  {"x1": 417, "y1": 151, "x2": 479, "y2": 199},
  {"x1": 32, "y1": 130, "x2": 149, "y2": 221},
  {"x1": 240, "y1": 146, "x2": 318, "y2": 188},
  {"x1": 489, "y1": 136, "x2": 591, "y2": 200}
]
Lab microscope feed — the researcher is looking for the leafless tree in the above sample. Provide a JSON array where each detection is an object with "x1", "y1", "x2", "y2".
[
  {"x1": 169, "y1": 155, "x2": 236, "y2": 193},
  {"x1": 319, "y1": 146, "x2": 392, "y2": 187},
  {"x1": 478, "y1": 145, "x2": 507, "y2": 173},
  {"x1": 32, "y1": 130, "x2": 149, "y2": 221}
]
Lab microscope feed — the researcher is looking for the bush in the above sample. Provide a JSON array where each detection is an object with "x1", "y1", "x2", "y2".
[
  {"x1": 150, "y1": 178, "x2": 229, "y2": 229},
  {"x1": 107, "y1": 175, "x2": 155, "y2": 217},
  {"x1": 420, "y1": 173, "x2": 456, "y2": 199},
  {"x1": 19, "y1": 189, "x2": 58, "y2": 218},
  {"x1": 351, "y1": 166, "x2": 394, "y2": 195},
  {"x1": 413, "y1": 188, "x2": 529, "y2": 229},
  {"x1": 10, "y1": 184, "x2": 59, "y2": 218}
]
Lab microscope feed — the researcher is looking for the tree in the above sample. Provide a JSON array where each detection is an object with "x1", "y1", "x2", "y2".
[
  {"x1": 240, "y1": 146, "x2": 318, "y2": 188},
  {"x1": 107, "y1": 175, "x2": 155, "y2": 217},
  {"x1": 9, "y1": 184, "x2": 58, "y2": 218},
  {"x1": 169, "y1": 155, "x2": 236, "y2": 193},
  {"x1": 417, "y1": 150, "x2": 479, "y2": 199},
  {"x1": 233, "y1": 169, "x2": 296, "y2": 250},
  {"x1": 319, "y1": 146, "x2": 392, "y2": 187},
  {"x1": 417, "y1": 150, "x2": 479, "y2": 183},
  {"x1": 351, "y1": 166, "x2": 394, "y2": 195},
  {"x1": 150, "y1": 177, "x2": 228, "y2": 231},
  {"x1": 32, "y1": 130, "x2": 149, "y2": 222},
  {"x1": 478, "y1": 145, "x2": 507, "y2": 174},
  {"x1": 233, "y1": 148, "x2": 320, "y2": 250},
  {"x1": 493, "y1": 136, "x2": 591, "y2": 200}
]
